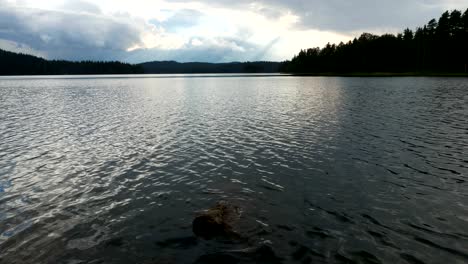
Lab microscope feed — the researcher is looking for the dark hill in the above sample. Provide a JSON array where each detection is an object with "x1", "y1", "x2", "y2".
[
  {"x1": 138, "y1": 61, "x2": 281, "y2": 74},
  {"x1": 0, "y1": 49, "x2": 143, "y2": 75}
]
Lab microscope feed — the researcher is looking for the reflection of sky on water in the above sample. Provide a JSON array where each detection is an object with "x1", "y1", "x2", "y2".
[{"x1": 0, "y1": 76, "x2": 467, "y2": 263}]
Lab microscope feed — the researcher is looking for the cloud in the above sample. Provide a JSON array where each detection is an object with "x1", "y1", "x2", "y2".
[
  {"x1": 0, "y1": 1, "x2": 282, "y2": 62},
  {"x1": 60, "y1": 0, "x2": 102, "y2": 14},
  {"x1": 0, "y1": 5, "x2": 139, "y2": 59},
  {"x1": 0, "y1": 1, "x2": 180, "y2": 61},
  {"x1": 169, "y1": 0, "x2": 468, "y2": 31},
  {"x1": 123, "y1": 36, "x2": 267, "y2": 63},
  {"x1": 153, "y1": 9, "x2": 204, "y2": 31},
  {"x1": 0, "y1": 39, "x2": 46, "y2": 57}
]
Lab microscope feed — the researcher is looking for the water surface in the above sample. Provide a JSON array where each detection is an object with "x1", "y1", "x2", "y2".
[{"x1": 0, "y1": 75, "x2": 467, "y2": 263}]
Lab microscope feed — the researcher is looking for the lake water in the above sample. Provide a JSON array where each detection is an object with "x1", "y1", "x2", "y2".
[{"x1": 0, "y1": 75, "x2": 467, "y2": 264}]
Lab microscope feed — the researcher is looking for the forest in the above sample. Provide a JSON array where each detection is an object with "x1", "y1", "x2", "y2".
[
  {"x1": 0, "y1": 49, "x2": 279, "y2": 75},
  {"x1": 280, "y1": 9, "x2": 468, "y2": 74},
  {"x1": 0, "y1": 49, "x2": 143, "y2": 75}
]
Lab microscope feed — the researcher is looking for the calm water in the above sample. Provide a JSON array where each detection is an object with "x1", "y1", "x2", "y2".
[{"x1": 0, "y1": 75, "x2": 467, "y2": 264}]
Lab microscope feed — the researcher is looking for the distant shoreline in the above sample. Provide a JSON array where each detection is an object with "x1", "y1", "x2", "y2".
[
  {"x1": 0, "y1": 73, "x2": 288, "y2": 79},
  {"x1": 3, "y1": 48, "x2": 468, "y2": 77},
  {"x1": 289, "y1": 72, "x2": 468, "y2": 77},
  {"x1": 1, "y1": 72, "x2": 468, "y2": 77}
]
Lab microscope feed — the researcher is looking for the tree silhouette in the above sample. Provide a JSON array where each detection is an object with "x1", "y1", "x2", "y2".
[
  {"x1": 0, "y1": 49, "x2": 143, "y2": 75},
  {"x1": 281, "y1": 8, "x2": 468, "y2": 74}
]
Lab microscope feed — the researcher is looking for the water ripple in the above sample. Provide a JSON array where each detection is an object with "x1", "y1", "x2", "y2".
[{"x1": 0, "y1": 76, "x2": 467, "y2": 263}]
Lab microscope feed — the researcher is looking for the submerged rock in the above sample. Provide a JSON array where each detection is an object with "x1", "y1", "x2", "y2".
[{"x1": 192, "y1": 201, "x2": 241, "y2": 239}]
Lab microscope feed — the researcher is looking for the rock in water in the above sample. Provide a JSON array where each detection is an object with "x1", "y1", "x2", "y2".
[{"x1": 192, "y1": 201, "x2": 240, "y2": 239}]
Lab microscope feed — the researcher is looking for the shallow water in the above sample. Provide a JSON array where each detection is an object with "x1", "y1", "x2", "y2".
[{"x1": 0, "y1": 75, "x2": 467, "y2": 264}]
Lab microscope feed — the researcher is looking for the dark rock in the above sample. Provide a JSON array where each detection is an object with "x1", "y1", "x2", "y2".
[
  {"x1": 192, "y1": 202, "x2": 240, "y2": 239},
  {"x1": 192, "y1": 215, "x2": 226, "y2": 239},
  {"x1": 253, "y1": 245, "x2": 283, "y2": 263}
]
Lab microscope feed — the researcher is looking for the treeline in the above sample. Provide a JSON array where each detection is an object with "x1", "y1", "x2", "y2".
[
  {"x1": 281, "y1": 9, "x2": 468, "y2": 74},
  {"x1": 0, "y1": 49, "x2": 143, "y2": 75},
  {"x1": 0, "y1": 49, "x2": 280, "y2": 75},
  {"x1": 140, "y1": 61, "x2": 280, "y2": 74}
]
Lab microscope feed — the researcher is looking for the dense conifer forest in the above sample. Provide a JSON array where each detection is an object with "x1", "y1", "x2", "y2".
[
  {"x1": 280, "y1": 9, "x2": 468, "y2": 74},
  {"x1": 0, "y1": 49, "x2": 280, "y2": 75},
  {"x1": 0, "y1": 49, "x2": 143, "y2": 75}
]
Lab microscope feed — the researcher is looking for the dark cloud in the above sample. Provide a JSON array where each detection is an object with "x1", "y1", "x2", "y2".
[
  {"x1": 287, "y1": 0, "x2": 447, "y2": 31},
  {"x1": 171, "y1": 0, "x2": 463, "y2": 31},
  {"x1": 0, "y1": 3, "x2": 143, "y2": 61}
]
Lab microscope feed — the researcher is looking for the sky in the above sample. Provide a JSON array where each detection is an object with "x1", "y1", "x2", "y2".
[{"x1": 0, "y1": 0, "x2": 467, "y2": 63}]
